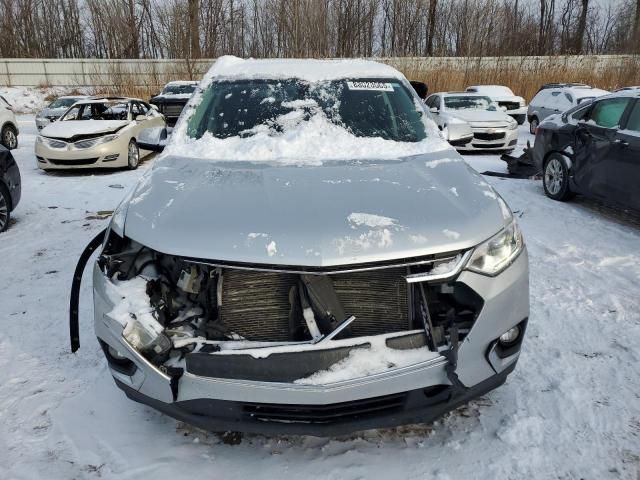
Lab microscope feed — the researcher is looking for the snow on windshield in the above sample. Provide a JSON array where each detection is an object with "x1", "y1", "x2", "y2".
[
  {"x1": 445, "y1": 95, "x2": 493, "y2": 111},
  {"x1": 168, "y1": 73, "x2": 447, "y2": 164}
]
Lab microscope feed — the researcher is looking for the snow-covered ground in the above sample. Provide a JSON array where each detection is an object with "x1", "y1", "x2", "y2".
[{"x1": 1, "y1": 117, "x2": 639, "y2": 479}]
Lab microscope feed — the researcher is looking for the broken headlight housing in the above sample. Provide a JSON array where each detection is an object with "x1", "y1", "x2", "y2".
[{"x1": 466, "y1": 220, "x2": 523, "y2": 276}]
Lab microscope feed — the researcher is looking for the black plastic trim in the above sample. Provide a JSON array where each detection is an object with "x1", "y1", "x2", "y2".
[{"x1": 113, "y1": 362, "x2": 517, "y2": 436}]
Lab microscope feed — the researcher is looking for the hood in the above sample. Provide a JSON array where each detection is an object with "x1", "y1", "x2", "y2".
[
  {"x1": 444, "y1": 109, "x2": 513, "y2": 125},
  {"x1": 118, "y1": 153, "x2": 506, "y2": 267},
  {"x1": 40, "y1": 120, "x2": 129, "y2": 139}
]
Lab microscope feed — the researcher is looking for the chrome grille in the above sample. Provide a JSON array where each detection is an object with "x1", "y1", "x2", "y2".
[
  {"x1": 75, "y1": 138, "x2": 99, "y2": 149},
  {"x1": 46, "y1": 139, "x2": 67, "y2": 149}
]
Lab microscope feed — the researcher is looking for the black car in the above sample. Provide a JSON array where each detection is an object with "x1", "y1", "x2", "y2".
[
  {"x1": 149, "y1": 81, "x2": 198, "y2": 125},
  {"x1": 0, "y1": 145, "x2": 21, "y2": 232},
  {"x1": 531, "y1": 90, "x2": 640, "y2": 210}
]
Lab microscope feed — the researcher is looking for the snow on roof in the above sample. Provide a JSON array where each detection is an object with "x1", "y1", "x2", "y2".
[
  {"x1": 568, "y1": 87, "x2": 609, "y2": 98},
  {"x1": 165, "y1": 80, "x2": 198, "y2": 86},
  {"x1": 467, "y1": 85, "x2": 515, "y2": 96},
  {"x1": 201, "y1": 56, "x2": 405, "y2": 84},
  {"x1": 442, "y1": 91, "x2": 486, "y2": 96}
]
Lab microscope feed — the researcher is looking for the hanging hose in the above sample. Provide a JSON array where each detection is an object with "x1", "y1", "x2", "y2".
[{"x1": 69, "y1": 228, "x2": 107, "y2": 353}]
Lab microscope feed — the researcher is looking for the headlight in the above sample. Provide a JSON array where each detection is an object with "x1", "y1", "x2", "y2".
[
  {"x1": 123, "y1": 318, "x2": 171, "y2": 355},
  {"x1": 98, "y1": 134, "x2": 119, "y2": 144},
  {"x1": 467, "y1": 220, "x2": 524, "y2": 276},
  {"x1": 508, "y1": 120, "x2": 518, "y2": 130}
]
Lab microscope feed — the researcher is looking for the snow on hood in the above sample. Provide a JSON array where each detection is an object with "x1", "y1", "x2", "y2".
[
  {"x1": 445, "y1": 109, "x2": 514, "y2": 124},
  {"x1": 117, "y1": 152, "x2": 506, "y2": 266},
  {"x1": 40, "y1": 120, "x2": 129, "y2": 139}
]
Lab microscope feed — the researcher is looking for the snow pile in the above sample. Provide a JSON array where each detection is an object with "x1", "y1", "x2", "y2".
[
  {"x1": 430, "y1": 254, "x2": 462, "y2": 275},
  {"x1": 0, "y1": 86, "x2": 89, "y2": 113},
  {"x1": 166, "y1": 107, "x2": 449, "y2": 165},
  {"x1": 103, "y1": 275, "x2": 164, "y2": 340},
  {"x1": 295, "y1": 337, "x2": 441, "y2": 385}
]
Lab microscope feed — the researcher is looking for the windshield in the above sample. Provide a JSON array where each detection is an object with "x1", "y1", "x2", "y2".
[
  {"x1": 186, "y1": 79, "x2": 426, "y2": 143},
  {"x1": 49, "y1": 98, "x2": 81, "y2": 109},
  {"x1": 163, "y1": 84, "x2": 197, "y2": 95},
  {"x1": 444, "y1": 95, "x2": 493, "y2": 111},
  {"x1": 61, "y1": 102, "x2": 129, "y2": 121}
]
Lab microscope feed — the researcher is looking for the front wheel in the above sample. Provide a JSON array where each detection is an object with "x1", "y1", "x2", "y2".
[
  {"x1": 543, "y1": 154, "x2": 574, "y2": 201},
  {"x1": 127, "y1": 139, "x2": 140, "y2": 170},
  {"x1": 529, "y1": 117, "x2": 539, "y2": 135},
  {"x1": 0, "y1": 184, "x2": 11, "y2": 232},
  {"x1": 1, "y1": 125, "x2": 18, "y2": 150}
]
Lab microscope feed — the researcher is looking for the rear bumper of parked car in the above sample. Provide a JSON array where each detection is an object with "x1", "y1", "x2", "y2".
[
  {"x1": 35, "y1": 137, "x2": 132, "y2": 169},
  {"x1": 456, "y1": 127, "x2": 518, "y2": 152},
  {"x1": 93, "y1": 247, "x2": 529, "y2": 435}
]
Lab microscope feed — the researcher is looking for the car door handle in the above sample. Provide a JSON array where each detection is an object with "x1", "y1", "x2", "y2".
[{"x1": 614, "y1": 139, "x2": 629, "y2": 148}]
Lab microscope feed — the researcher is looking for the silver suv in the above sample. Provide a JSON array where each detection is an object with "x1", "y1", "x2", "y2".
[{"x1": 72, "y1": 58, "x2": 529, "y2": 436}]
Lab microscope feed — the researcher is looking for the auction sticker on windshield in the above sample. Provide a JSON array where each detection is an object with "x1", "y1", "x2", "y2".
[{"x1": 346, "y1": 81, "x2": 394, "y2": 92}]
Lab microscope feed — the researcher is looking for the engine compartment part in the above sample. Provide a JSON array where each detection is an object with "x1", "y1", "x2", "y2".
[{"x1": 79, "y1": 232, "x2": 483, "y2": 387}]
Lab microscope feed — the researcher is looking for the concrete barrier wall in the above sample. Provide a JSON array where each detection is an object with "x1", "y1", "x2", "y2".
[{"x1": 1, "y1": 55, "x2": 637, "y2": 87}]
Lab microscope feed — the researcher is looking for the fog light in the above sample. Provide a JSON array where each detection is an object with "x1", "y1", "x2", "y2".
[
  {"x1": 499, "y1": 326, "x2": 521, "y2": 345},
  {"x1": 104, "y1": 153, "x2": 120, "y2": 161}
]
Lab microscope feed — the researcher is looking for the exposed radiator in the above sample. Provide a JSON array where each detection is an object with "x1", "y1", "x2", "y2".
[{"x1": 219, "y1": 267, "x2": 410, "y2": 341}]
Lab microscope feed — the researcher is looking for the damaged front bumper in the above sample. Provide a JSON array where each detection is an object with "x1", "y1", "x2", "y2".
[{"x1": 92, "y1": 245, "x2": 529, "y2": 435}]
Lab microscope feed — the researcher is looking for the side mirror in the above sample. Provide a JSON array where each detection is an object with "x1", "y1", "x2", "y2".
[
  {"x1": 138, "y1": 126, "x2": 169, "y2": 152},
  {"x1": 429, "y1": 107, "x2": 439, "y2": 113},
  {"x1": 150, "y1": 104, "x2": 159, "y2": 111},
  {"x1": 135, "y1": 114, "x2": 147, "y2": 121},
  {"x1": 410, "y1": 81, "x2": 428, "y2": 100},
  {"x1": 500, "y1": 106, "x2": 508, "y2": 112}
]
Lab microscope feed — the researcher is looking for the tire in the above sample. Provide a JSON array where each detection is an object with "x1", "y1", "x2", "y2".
[
  {"x1": 514, "y1": 115, "x2": 526, "y2": 125},
  {"x1": 1, "y1": 124, "x2": 18, "y2": 150},
  {"x1": 0, "y1": 183, "x2": 11, "y2": 232},
  {"x1": 529, "y1": 116, "x2": 539, "y2": 135},
  {"x1": 127, "y1": 139, "x2": 140, "y2": 170},
  {"x1": 543, "y1": 154, "x2": 574, "y2": 201}
]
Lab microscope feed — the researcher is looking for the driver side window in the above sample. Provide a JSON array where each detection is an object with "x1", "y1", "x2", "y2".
[
  {"x1": 625, "y1": 101, "x2": 640, "y2": 133},
  {"x1": 131, "y1": 102, "x2": 145, "y2": 117},
  {"x1": 588, "y1": 98, "x2": 631, "y2": 129}
]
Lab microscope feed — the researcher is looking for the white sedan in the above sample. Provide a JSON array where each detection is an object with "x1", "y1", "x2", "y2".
[
  {"x1": 465, "y1": 85, "x2": 528, "y2": 125},
  {"x1": 425, "y1": 92, "x2": 519, "y2": 152},
  {"x1": 35, "y1": 97, "x2": 165, "y2": 170}
]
